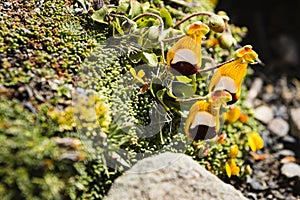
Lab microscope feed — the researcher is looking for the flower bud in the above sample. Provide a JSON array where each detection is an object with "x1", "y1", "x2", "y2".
[
  {"x1": 208, "y1": 15, "x2": 225, "y2": 33},
  {"x1": 147, "y1": 26, "x2": 160, "y2": 40},
  {"x1": 217, "y1": 33, "x2": 236, "y2": 49}
]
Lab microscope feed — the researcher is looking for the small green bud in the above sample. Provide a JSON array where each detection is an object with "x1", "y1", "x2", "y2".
[
  {"x1": 217, "y1": 33, "x2": 236, "y2": 49},
  {"x1": 147, "y1": 26, "x2": 160, "y2": 40},
  {"x1": 208, "y1": 15, "x2": 225, "y2": 33}
]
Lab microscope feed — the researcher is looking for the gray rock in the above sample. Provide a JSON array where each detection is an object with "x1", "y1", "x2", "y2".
[
  {"x1": 281, "y1": 163, "x2": 300, "y2": 178},
  {"x1": 267, "y1": 117, "x2": 290, "y2": 137},
  {"x1": 104, "y1": 152, "x2": 248, "y2": 200},
  {"x1": 290, "y1": 108, "x2": 300, "y2": 140},
  {"x1": 254, "y1": 105, "x2": 274, "y2": 124}
]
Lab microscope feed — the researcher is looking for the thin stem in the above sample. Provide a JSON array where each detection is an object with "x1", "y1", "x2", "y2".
[
  {"x1": 191, "y1": 74, "x2": 197, "y2": 92},
  {"x1": 161, "y1": 34, "x2": 185, "y2": 43},
  {"x1": 173, "y1": 11, "x2": 216, "y2": 29},
  {"x1": 108, "y1": 13, "x2": 135, "y2": 25},
  {"x1": 202, "y1": 56, "x2": 217, "y2": 68},
  {"x1": 133, "y1": 13, "x2": 166, "y2": 63},
  {"x1": 197, "y1": 58, "x2": 235, "y2": 73},
  {"x1": 176, "y1": 95, "x2": 208, "y2": 102}
]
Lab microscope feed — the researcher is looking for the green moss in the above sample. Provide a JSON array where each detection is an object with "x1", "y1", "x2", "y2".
[
  {"x1": 0, "y1": 0, "x2": 264, "y2": 199},
  {"x1": 0, "y1": 97, "x2": 88, "y2": 199}
]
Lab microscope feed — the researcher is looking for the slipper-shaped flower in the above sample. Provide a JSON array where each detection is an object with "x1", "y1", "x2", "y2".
[
  {"x1": 167, "y1": 21, "x2": 210, "y2": 76},
  {"x1": 208, "y1": 45, "x2": 259, "y2": 105},
  {"x1": 185, "y1": 90, "x2": 232, "y2": 140}
]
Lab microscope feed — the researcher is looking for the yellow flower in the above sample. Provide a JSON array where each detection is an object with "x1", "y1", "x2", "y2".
[
  {"x1": 185, "y1": 91, "x2": 232, "y2": 141},
  {"x1": 208, "y1": 45, "x2": 259, "y2": 105},
  {"x1": 167, "y1": 21, "x2": 209, "y2": 76},
  {"x1": 224, "y1": 106, "x2": 241, "y2": 124},
  {"x1": 225, "y1": 159, "x2": 240, "y2": 178},
  {"x1": 48, "y1": 106, "x2": 75, "y2": 131},
  {"x1": 130, "y1": 68, "x2": 145, "y2": 84},
  {"x1": 248, "y1": 132, "x2": 264, "y2": 152},
  {"x1": 229, "y1": 144, "x2": 239, "y2": 159}
]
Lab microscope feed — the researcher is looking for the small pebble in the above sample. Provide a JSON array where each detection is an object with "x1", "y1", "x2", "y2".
[
  {"x1": 275, "y1": 149, "x2": 295, "y2": 158},
  {"x1": 281, "y1": 163, "x2": 300, "y2": 178},
  {"x1": 274, "y1": 104, "x2": 288, "y2": 119},
  {"x1": 254, "y1": 105, "x2": 274, "y2": 124},
  {"x1": 267, "y1": 180, "x2": 277, "y2": 189},
  {"x1": 290, "y1": 108, "x2": 300, "y2": 140},
  {"x1": 247, "y1": 177, "x2": 268, "y2": 191},
  {"x1": 273, "y1": 190, "x2": 285, "y2": 199},
  {"x1": 247, "y1": 192, "x2": 258, "y2": 200},
  {"x1": 268, "y1": 117, "x2": 289, "y2": 137}
]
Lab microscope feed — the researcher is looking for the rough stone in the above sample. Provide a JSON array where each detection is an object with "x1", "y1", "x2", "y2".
[{"x1": 104, "y1": 152, "x2": 248, "y2": 200}]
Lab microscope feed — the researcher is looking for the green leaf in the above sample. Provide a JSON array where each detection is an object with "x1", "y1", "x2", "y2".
[
  {"x1": 160, "y1": 28, "x2": 183, "y2": 40},
  {"x1": 129, "y1": 0, "x2": 143, "y2": 18},
  {"x1": 91, "y1": 6, "x2": 109, "y2": 24},
  {"x1": 175, "y1": 75, "x2": 192, "y2": 83},
  {"x1": 156, "y1": 89, "x2": 170, "y2": 111},
  {"x1": 136, "y1": 18, "x2": 157, "y2": 28},
  {"x1": 128, "y1": 51, "x2": 142, "y2": 63},
  {"x1": 116, "y1": 0, "x2": 130, "y2": 13},
  {"x1": 171, "y1": 81, "x2": 195, "y2": 98},
  {"x1": 142, "y1": 2, "x2": 151, "y2": 11},
  {"x1": 149, "y1": 77, "x2": 164, "y2": 98},
  {"x1": 145, "y1": 8, "x2": 161, "y2": 16},
  {"x1": 163, "y1": 88, "x2": 181, "y2": 112},
  {"x1": 112, "y1": 18, "x2": 124, "y2": 35},
  {"x1": 160, "y1": 8, "x2": 173, "y2": 27},
  {"x1": 142, "y1": 52, "x2": 158, "y2": 66}
]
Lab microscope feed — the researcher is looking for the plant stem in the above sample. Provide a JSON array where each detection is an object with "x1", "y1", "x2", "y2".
[
  {"x1": 176, "y1": 95, "x2": 208, "y2": 102},
  {"x1": 161, "y1": 34, "x2": 185, "y2": 43},
  {"x1": 173, "y1": 11, "x2": 216, "y2": 28},
  {"x1": 133, "y1": 13, "x2": 166, "y2": 63},
  {"x1": 198, "y1": 58, "x2": 235, "y2": 73},
  {"x1": 108, "y1": 13, "x2": 135, "y2": 25}
]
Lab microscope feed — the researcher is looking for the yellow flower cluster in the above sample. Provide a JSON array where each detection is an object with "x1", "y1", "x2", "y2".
[
  {"x1": 225, "y1": 145, "x2": 240, "y2": 177},
  {"x1": 248, "y1": 131, "x2": 264, "y2": 152}
]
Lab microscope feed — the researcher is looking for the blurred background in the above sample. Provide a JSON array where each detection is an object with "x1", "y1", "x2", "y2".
[{"x1": 216, "y1": 0, "x2": 300, "y2": 80}]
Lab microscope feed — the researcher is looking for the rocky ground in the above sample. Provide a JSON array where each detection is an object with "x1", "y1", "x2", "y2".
[
  {"x1": 227, "y1": 73, "x2": 300, "y2": 200},
  {"x1": 216, "y1": 1, "x2": 300, "y2": 199}
]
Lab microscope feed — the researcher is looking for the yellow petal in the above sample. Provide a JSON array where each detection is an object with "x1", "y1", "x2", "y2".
[
  {"x1": 231, "y1": 166, "x2": 240, "y2": 176},
  {"x1": 229, "y1": 144, "x2": 239, "y2": 159},
  {"x1": 225, "y1": 162, "x2": 231, "y2": 178},
  {"x1": 186, "y1": 21, "x2": 210, "y2": 41},
  {"x1": 167, "y1": 36, "x2": 202, "y2": 67},
  {"x1": 184, "y1": 101, "x2": 212, "y2": 138},
  {"x1": 225, "y1": 106, "x2": 241, "y2": 124},
  {"x1": 239, "y1": 113, "x2": 249, "y2": 123},
  {"x1": 129, "y1": 68, "x2": 136, "y2": 76},
  {"x1": 252, "y1": 132, "x2": 264, "y2": 150},
  {"x1": 137, "y1": 69, "x2": 145, "y2": 78},
  {"x1": 248, "y1": 132, "x2": 264, "y2": 152},
  {"x1": 248, "y1": 134, "x2": 257, "y2": 152},
  {"x1": 235, "y1": 45, "x2": 258, "y2": 63}
]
